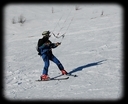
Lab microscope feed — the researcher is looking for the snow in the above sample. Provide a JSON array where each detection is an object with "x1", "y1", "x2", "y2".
[{"x1": 3, "y1": 3, "x2": 123, "y2": 101}]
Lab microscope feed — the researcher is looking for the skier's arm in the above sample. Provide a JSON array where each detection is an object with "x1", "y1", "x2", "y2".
[
  {"x1": 55, "y1": 42, "x2": 61, "y2": 46},
  {"x1": 50, "y1": 42, "x2": 61, "y2": 48}
]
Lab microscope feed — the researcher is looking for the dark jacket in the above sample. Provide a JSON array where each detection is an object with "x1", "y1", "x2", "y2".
[{"x1": 37, "y1": 36, "x2": 58, "y2": 56}]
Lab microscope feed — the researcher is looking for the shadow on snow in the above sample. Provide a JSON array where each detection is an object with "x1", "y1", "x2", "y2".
[
  {"x1": 68, "y1": 59, "x2": 107, "y2": 75},
  {"x1": 51, "y1": 59, "x2": 107, "y2": 79}
]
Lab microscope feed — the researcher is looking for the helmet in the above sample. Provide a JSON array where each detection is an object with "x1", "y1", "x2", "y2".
[{"x1": 42, "y1": 31, "x2": 50, "y2": 36}]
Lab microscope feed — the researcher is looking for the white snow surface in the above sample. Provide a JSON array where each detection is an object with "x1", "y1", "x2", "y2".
[{"x1": 3, "y1": 3, "x2": 123, "y2": 101}]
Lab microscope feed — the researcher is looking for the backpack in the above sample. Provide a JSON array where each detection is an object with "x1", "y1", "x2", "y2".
[{"x1": 36, "y1": 36, "x2": 49, "y2": 56}]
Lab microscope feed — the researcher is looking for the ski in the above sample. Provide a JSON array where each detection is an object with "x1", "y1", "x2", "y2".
[
  {"x1": 36, "y1": 73, "x2": 77, "y2": 82},
  {"x1": 66, "y1": 73, "x2": 78, "y2": 77},
  {"x1": 36, "y1": 77, "x2": 69, "y2": 81}
]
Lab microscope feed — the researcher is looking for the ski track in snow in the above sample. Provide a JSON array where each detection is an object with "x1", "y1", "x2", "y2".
[{"x1": 3, "y1": 4, "x2": 123, "y2": 101}]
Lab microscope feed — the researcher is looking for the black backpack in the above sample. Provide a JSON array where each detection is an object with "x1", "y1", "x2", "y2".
[{"x1": 36, "y1": 36, "x2": 49, "y2": 55}]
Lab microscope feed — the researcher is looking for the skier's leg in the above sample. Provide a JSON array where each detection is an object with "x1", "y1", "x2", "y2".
[
  {"x1": 42, "y1": 54, "x2": 50, "y2": 75},
  {"x1": 50, "y1": 54, "x2": 64, "y2": 70}
]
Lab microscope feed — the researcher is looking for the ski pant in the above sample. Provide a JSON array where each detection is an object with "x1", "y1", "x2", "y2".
[{"x1": 41, "y1": 52, "x2": 64, "y2": 75}]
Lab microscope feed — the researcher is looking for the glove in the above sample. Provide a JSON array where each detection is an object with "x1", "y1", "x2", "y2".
[{"x1": 56, "y1": 42, "x2": 61, "y2": 46}]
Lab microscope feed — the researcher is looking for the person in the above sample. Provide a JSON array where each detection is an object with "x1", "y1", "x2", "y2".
[{"x1": 37, "y1": 31, "x2": 68, "y2": 81}]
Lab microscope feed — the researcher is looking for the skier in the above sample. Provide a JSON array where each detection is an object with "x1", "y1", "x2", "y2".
[{"x1": 37, "y1": 31, "x2": 68, "y2": 81}]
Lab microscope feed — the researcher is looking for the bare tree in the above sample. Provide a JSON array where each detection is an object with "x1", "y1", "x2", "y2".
[
  {"x1": 12, "y1": 17, "x2": 16, "y2": 24},
  {"x1": 18, "y1": 15, "x2": 26, "y2": 24}
]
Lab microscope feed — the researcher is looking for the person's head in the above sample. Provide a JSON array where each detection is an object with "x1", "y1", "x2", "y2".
[{"x1": 42, "y1": 31, "x2": 51, "y2": 38}]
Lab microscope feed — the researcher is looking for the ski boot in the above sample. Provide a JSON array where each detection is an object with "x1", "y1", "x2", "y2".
[
  {"x1": 40, "y1": 74, "x2": 50, "y2": 81},
  {"x1": 61, "y1": 69, "x2": 68, "y2": 75}
]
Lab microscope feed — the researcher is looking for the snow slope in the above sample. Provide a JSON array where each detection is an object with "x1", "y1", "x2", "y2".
[{"x1": 3, "y1": 3, "x2": 123, "y2": 101}]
